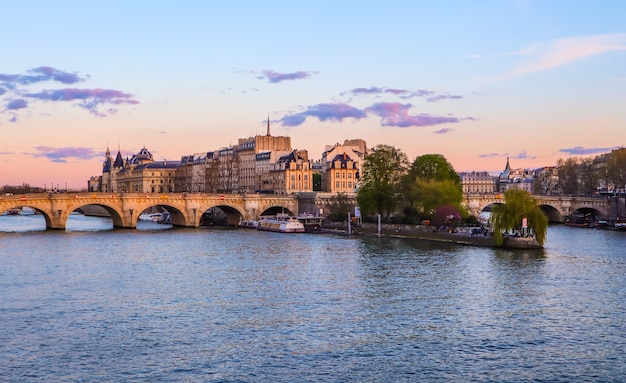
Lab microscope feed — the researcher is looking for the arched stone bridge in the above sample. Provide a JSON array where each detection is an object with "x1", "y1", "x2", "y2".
[
  {"x1": 464, "y1": 194, "x2": 609, "y2": 222},
  {"x1": 0, "y1": 192, "x2": 299, "y2": 230}
]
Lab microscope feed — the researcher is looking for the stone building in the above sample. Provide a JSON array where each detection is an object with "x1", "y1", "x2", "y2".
[
  {"x1": 100, "y1": 146, "x2": 179, "y2": 193},
  {"x1": 497, "y1": 157, "x2": 535, "y2": 194},
  {"x1": 236, "y1": 118, "x2": 292, "y2": 193},
  {"x1": 94, "y1": 132, "x2": 367, "y2": 196},
  {"x1": 324, "y1": 152, "x2": 359, "y2": 193},
  {"x1": 269, "y1": 150, "x2": 313, "y2": 194},
  {"x1": 321, "y1": 139, "x2": 367, "y2": 192},
  {"x1": 458, "y1": 171, "x2": 495, "y2": 194}
]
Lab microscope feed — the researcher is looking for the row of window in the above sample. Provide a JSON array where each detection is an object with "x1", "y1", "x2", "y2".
[
  {"x1": 290, "y1": 174, "x2": 309, "y2": 181},
  {"x1": 335, "y1": 181, "x2": 353, "y2": 189},
  {"x1": 335, "y1": 172, "x2": 353, "y2": 179}
]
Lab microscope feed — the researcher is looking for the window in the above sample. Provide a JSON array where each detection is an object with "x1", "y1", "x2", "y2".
[
  {"x1": 336, "y1": 172, "x2": 340, "y2": 179},
  {"x1": 335, "y1": 181, "x2": 340, "y2": 188},
  {"x1": 304, "y1": 174, "x2": 308, "y2": 180},
  {"x1": 348, "y1": 182, "x2": 352, "y2": 189},
  {"x1": 348, "y1": 173, "x2": 352, "y2": 179},
  {"x1": 343, "y1": 172, "x2": 346, "y2": 178}
]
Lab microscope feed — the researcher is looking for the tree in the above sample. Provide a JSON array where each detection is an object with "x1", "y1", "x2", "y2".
[
  {"x1": 356, "y1": 144, "x2": 409, "y2": 219},
  {"x1": 491, "y1": 188, "x2": 548, "y2": 247},
  {"x1": 326, "y1": 192, "x2": 355, "y2": 221},
  {"x1": 431, "y1": 204, "x2": 462, "y2": 228},
  {"x1": 607, "y1": 148, "x2": 626, "y2": 194},
  {"x1": 556, "y1": 157, "x2": 580, "y2": 195},
  {"x1": 606, "y1": 148, "x2": 626, "y2": 217},
  {"x1": 403, "y1": 154, "x2": 464, "y2": 218},
  {"x1": 408, "y1": 178, "x2": 464, "y2": 217},
  {"x1": 579, "y1": 157, "x2": 601, "y2": 196},
  {"x1": 407, "y1": 154, "x2": 461, "y2": 184}
]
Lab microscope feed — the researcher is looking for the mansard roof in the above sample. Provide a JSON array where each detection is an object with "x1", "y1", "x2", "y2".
[
  {"x1": 134, "y1": 161, "x2": 181, "y2": 171},
  {"x1": 329, "y1": 152, "x2": 354, "y2": 169}
]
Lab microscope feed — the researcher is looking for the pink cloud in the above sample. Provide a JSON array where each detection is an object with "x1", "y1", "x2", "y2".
[
  {"x1": 502, "y1": 34, "x2": 626, "y2": 78},
  {"x1": 24, "y1": 88, "x2": 139, "y2": 116},
  {"x1": 279, "y1": 103, "x2": 366, "y2": 126},
  {"x1": 365, "y1": 102, "x2": 461, "y2": 127},
  {"x1": 29, "y1": 146, "x2": 101, "y2": 163},
  {"x1": 433, "y1": 127, "x2": 453, "y2": 134}
]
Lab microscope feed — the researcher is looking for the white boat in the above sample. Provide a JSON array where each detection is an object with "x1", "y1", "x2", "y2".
[
  {"x1": 238, "y1": 219, "x2": 259, "y2": 229},
  {"x1": 157, "y1": 211, "x2": 172, "y2": 224},
  {"x1": 257, "y1": 214, "x2": 305, "y2": 233},
  {"x1": 296, "y1": 214, "x2": 325, "y2": 233},
  {"x1": 138, "y1": 212, "x2": 163, "y2": 222}
]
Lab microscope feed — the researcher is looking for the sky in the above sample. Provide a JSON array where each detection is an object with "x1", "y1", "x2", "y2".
[{"x1": 1, "y1": 1, "x2": 625, "y2": 189}]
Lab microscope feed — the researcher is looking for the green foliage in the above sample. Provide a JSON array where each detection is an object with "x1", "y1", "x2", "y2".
[
  {"x1": 356, "y1": 144, "x2": 409, "y2": 218},
  {"x1": 327, "y1": 192, "x2": 355, "y2": 222},
  {"x1": 491, "y1": 188, "x2": 548, "y2": 246},
  {"x1": 408, "y1": 179, "x2": 465, "y2": 216},
  {"x1": 408, "y1": 154, "x2": 461, "y2": 185},
  {"x1": 403, "y1": 154, "x2": 465, "y2": 219}
]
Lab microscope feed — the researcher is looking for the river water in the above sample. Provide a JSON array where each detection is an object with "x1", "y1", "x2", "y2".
[{"x1": 1, "y1": 214, "x2": 625, "y2": 382}]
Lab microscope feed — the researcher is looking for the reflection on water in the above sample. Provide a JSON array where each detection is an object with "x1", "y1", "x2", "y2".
[
  {"x1": 0, "y1": 212, "x2": 173, "y2": 232},
  {"x1": 0, "y1": 220, "x2": 625, "y2": 382}
]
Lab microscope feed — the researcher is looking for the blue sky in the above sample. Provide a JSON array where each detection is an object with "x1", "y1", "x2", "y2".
[{"x1": 1, "y1": 1, "x2": 625, "y2": 188}]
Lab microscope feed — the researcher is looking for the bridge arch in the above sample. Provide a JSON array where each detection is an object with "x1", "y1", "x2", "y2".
[
  {"x1": 568, "y1": 206, "x2": 604, "y2": 219},
  {"x1": 260, "y1": 205, "x2": 297, "y2": 216},
  {"x1": 197, "y1": 204, "x2": 245, "y2": 226},
  {"x1": 2, "y1": 204, "x2": 52, "y2": 229},
  {"x1": 538, "y1": 204, "x2": 562, "y2": 222}
]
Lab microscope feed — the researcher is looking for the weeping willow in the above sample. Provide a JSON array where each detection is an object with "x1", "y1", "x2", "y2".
[{"x1": 491, "y1": 188, "x2": 548, "y2": 247}]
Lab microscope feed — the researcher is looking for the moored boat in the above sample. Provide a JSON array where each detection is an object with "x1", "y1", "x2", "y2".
[
  {"x1": 157, "y1": 211, "x2": 172, "y2": 224},
  {"x1": 257, "y1": 214, "x2": 305, "y2": 233},
  {"x1": 296, "y1": 214, "x2": 324, "y2": 233},
  {"x1": 597, "y1": 217, "x2": 626, "y2": 231},
  {"x1": 238, "y1": 219, "x2": 259, "y2": 229},
  {"x1": 564, "y1": 213, "x2": 597, "y2": 228}
]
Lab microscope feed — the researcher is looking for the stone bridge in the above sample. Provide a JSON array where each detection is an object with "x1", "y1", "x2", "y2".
[
  {"x1": 464, "y1": 193, "x2": 610, "y2": 222},
  {"x1": 0, "y1": 192, "x2": 299, "y2": 230}
]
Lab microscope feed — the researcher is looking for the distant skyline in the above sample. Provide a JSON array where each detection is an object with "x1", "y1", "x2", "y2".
[{"x1": 1, "y1": 1, "x2": 625, "y2": 188}]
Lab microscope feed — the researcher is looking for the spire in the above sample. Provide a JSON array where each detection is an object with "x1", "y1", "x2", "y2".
[
  {"x1": 505, "y1": 156, "x2": 511, "y2": 171},
  {"x1": 266, "y1": 114, "x2": 270, "y2": 136}
]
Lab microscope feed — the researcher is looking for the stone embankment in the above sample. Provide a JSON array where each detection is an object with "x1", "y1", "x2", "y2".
[{"x1": 322, "y1": 222, "x2": 496, "y2": 247}]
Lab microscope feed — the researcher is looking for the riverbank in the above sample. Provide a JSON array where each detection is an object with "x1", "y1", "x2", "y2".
[
  {"x1": 322, "y1": 222, "x2": 542, "y2": 249},
  {"x1": 323, "y1": 222, "x2": 495, "y2": 246}
]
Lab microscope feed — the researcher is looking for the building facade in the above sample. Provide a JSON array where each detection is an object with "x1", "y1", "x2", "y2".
[
  {"x1": 324, "y1": 152, "x2": 359, "y2": 193},
  {"x1": 458, "y1": 171, "x2": 496, "y2": 194},
  {"x1": 95, "y1": 133, "x2": 364, "y2": 196},
  {"x1": 100, "y1": 146, "x2": 180, "y2": 193},
  {"x1": 321, "y1": 139, "x2": 366, "y2": 192}
]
